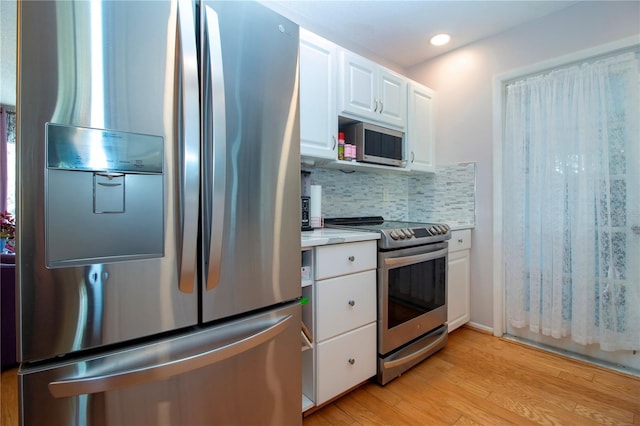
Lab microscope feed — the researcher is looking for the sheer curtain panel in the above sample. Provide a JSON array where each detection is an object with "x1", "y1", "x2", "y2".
[{"x1": 503, "y1": 51, "x2": 640, "y2": 352}]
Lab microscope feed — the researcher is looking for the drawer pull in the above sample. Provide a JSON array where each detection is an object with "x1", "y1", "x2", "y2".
[
  {"x1": 348, "y1": 299, "x2": 355, "y2": 307},
  {"x1": 348, "y1": 256, "x2": 355, "y2": 262},
  {"x1": 458, "y1": 239, "x2": 463, "y2": 243},
  {"x1": 348, "y1": 358, "x2": 355, "y2": 365}
]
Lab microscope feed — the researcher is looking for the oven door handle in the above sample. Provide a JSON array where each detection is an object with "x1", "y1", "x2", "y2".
[
  {"x1": 383, "y1": 326, "x2": 448, "y2": 369},
  {"x1": 383, "y1": 247, "x2": 448, "y2": 267}
]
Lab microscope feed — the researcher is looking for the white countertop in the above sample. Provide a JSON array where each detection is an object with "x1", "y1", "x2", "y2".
[
  {"x1": 301, "y1": 228, "x2": 380, "y2": 248},
  {"x1": 449, "y1": 225, "x2": 475, "y2": 231}
]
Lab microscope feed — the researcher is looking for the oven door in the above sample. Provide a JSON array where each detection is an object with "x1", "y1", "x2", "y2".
[{"x1": 378, "y1": 242, "x2": 448, "y2": 355}]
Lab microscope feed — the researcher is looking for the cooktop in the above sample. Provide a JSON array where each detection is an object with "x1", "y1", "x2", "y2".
[{"x1": 324, "y1": 216, "x2": 450, "y2": 249}]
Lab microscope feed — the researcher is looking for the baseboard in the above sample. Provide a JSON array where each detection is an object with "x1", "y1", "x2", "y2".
[
  {"x1": 463, "y1": 322, "x2": 494, "y2": 335},
  {"x1": 501, "y1": 334, "x2": 640, "y2": 379}
]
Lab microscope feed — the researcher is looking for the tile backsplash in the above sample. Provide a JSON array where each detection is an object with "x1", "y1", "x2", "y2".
[
  {"x1": 407, "y1": 163, "x2": 476, "y2": 228},
  {"x1": 304, "y1": 162, "x2": 476, "y2": 229}
]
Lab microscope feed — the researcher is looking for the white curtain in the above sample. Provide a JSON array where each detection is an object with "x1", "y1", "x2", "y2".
[{"x1": 504, "y1": 51, "x2": 640, "y2": 351}]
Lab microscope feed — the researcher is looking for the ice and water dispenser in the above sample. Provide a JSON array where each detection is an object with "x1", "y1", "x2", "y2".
[{"x1": 45, "y1": 123, "x2": 164, "y2": 267}]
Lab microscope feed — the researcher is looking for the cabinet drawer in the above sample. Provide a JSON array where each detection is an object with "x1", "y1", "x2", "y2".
[
  {"x1": 315, "y1": 241, "x2": 376, "y2": 280},
  {"x1": 449, "y1": 229, "x2": 471, "y2": 252},
  {"x1": 316, "y1": 270, "x2": 376, "y2": 341},
  {"x1": 316, "y1": 323, "x2": 376, "y2": 405}
]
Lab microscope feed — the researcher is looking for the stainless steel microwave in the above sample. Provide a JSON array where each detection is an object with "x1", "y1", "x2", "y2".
[{"x1": 343, "y1": 122, "x2": 405, "y2": 167}]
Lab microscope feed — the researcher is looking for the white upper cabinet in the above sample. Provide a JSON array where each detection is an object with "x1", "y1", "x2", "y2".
[
  {"x1": 300, "y1": 29, "x2": 338, "y2": 160},
  {"x1": 339, "y1": 50, "x2": 407, "y2": 129},
  {"x1": 299, "y1": 31, "x2": 437, "y2": 174},
  {"x1": 407, "y1": 82, "x2": 436, "y2": 173}
]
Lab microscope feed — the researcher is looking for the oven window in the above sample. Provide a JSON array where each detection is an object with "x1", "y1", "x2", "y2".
[{"x1": 387, "y1": 256, "x2": 446, "y2": 329}]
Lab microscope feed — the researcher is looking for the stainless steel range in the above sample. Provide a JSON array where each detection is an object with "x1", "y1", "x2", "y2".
[{"x1": 325, "y1": 216, "x2": 450, "y2": 385}]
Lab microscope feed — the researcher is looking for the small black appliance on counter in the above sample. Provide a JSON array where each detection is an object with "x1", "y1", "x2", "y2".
[{"x1": 301, "y1": 196, "x2": 312, "y2": 231}]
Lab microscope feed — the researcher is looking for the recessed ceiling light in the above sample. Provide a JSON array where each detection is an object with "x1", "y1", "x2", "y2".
[{"x1": 430, "y1": 33, "x2": 451, "y2": 46}]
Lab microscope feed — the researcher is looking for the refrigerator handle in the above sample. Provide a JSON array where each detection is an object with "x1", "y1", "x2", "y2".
[
  {"x1": 48, "y1": 314, "x2": 294, "y2": 398},
  {"x1": 204, "y1": 6, "x2": 226, "y2": 291},
  {"x1": 176, "y1": 0, "x2": 200, "y2": 294}
]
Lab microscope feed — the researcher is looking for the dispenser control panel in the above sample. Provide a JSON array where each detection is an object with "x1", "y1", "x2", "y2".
[{"x1": 46, "y1": 123, "x2": 163, "y2": 173}]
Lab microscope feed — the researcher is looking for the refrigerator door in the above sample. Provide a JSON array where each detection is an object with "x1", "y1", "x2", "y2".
[
  {"x1": 19, "y1": 302, "x2": 302, "y2": 426},
  {"x1": 200, "y1": 1, "x2": 301, "y2": 322},
  {"x1": 17, "y1": 0, "x2": 200, "y2": 362}
]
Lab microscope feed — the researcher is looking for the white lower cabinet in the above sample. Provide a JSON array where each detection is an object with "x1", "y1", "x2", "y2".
[
  {"x1": 316, "y1": 270, "x2": 376, "y2": 341},
  {"x1": 316, "y1": 323, "x2": 376, "y2": 405},
  {"x1": 301, "y1": 240, "x2": 377, "y2": 412},
  {"x1": 315, "y1": 240, "x2": 376, "y2": 280},
  {"x1": 447, "y1": 229, "x2": 471, "y2": 332}
]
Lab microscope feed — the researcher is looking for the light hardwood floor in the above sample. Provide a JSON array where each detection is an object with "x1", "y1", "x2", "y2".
[
  {"x1": 1, "y1": 362, "x2": 18, "y2": 426},
  {"x1": 303, "y1": 327, "x2": 640, "y2": 425},
  {"x1": 1, "y1": 327, "x2": 638, "y2": 425}
]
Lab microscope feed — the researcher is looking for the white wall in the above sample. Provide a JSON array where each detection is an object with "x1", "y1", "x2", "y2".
[{"x1": 407, "y1": 1, "x2": 640, "y2": 330}]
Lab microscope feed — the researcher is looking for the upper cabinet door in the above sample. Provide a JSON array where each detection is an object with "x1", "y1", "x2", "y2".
[
  {"x1": 378, "y1": 69, "x2": 407, "y2": 129},
  {"x1": 407, "y1": 82, "x2": 436, "y2": 173},
  {"x1": 300, "y1": 29, "x2": 338, "y2": 160},
  {"x1": 339, "y1": 50, "x2": 407, "y2": 130},
  {"x1": 340, "y1": 51, "x2": 377, "y2": 121}
]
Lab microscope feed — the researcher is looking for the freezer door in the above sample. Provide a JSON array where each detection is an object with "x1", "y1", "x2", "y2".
[
  {"x1": 200, "y1": 1, "x2": 301, "y2": 323},
  {"x1": 19, "y1": 302, "x2": 302, "y2": 426},
  {"x1": 18, "y1": 1, "x2": 200, "y2": 361}
]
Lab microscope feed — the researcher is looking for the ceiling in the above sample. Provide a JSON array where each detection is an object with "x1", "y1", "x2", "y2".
[
  {"x1": 0, "y1": 0, "x2": 582, "y2": 107},
  {"x1": 266, "y1": 0, "x2": 581, "y2": 69}
]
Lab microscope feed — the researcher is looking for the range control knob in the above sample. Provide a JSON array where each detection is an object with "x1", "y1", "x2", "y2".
[
  {"x1": 389, "y1": 230, "x2": 400, "y2": 240},
  {"x1": 403, "y1": 228, "x2": 414, "y2": 238},
  {"x1": 396, "y1": 229, "x2": 406, "y2": 239},
  {"x1": 406, "y1": 228, "x2": 415, "y2": 236},
  {"x1": 429, "y1": 226, "x2": 438, "y2": 235}
]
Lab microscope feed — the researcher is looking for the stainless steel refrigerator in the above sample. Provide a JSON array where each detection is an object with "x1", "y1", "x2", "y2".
[{"x1": 16, "y1": 1, "x2": 301, "y2": 425}]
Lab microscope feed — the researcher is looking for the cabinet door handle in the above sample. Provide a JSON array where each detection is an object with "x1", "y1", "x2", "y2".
[
  {"x1": 458, "y1": 239, "x2": 463, "y2": 243},
  {"x1": 348, "y1": 256, "x2": 355, "y2": 262},
  {"x1": 379, "y1": 100, "x2": 384, "y2": 113},
  {"x1": 348, "y1": 358, "x2": 355, "y2": 365},
  {"x1": 332, "y1": 135, "x2": 337, "y2": 151},
  {"x1": 373, "y1": 99, "x2": 378, "y2": 112},
  {"x1": 348, "y1": 299, "x2": 355, "y2": 307},
  {"x1": 411, "y1": 151, "x2": 415, "y2": 163}
]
